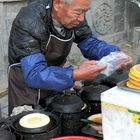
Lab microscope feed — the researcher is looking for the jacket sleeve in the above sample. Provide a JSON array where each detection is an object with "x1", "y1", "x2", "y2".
[
  {"x1": 20, "y1": 53, "x2": 74, "y2": 91},
  {"x1": 78, "y1": 34, "x2": 121, "y2": 60},
  {"x1": 8, "y1": 5, "x2": 48, "y2": 64}
]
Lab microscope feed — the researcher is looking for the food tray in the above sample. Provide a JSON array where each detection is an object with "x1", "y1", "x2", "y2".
[
  {"x1": 81, "y1": 125, "x2": 103, "y2": 139},
  {"x1": 117, "y1": 80, "x2": 140, "y2": 93}
]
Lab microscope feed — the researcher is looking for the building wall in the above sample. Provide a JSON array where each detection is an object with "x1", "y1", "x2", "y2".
[
  {"x1": 87, "y1": 0, "x2": 127, "y2": 44},
  {"x1": 0, "y1": 0, "x2": 27, "y2": 89}
]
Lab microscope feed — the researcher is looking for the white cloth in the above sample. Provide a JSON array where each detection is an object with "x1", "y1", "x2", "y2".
[{"x1": 10, "y1": 105, "x2": 33, "y2": 116}]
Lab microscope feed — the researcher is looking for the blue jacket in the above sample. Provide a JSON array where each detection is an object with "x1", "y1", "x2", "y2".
[
  {"x1": 9, "y1": 0, "x2": 120, "y2": 91},
  {"x1": 21, "y1": 34, "x2": 120, "y2": 91}
]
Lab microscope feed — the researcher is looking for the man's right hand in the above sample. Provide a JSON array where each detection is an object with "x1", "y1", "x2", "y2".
[{"x1": 73, "y1": 60, "x2": 106, "y2": 80}]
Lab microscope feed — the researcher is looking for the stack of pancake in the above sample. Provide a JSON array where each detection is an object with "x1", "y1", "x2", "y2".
[{"x1": 127, "y1": 64, "x2": 140, "y2": 90}]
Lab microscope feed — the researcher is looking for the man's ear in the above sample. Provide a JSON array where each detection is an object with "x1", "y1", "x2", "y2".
[{"x1": 53, "y1": 0, "x2": 64, "y2": 11}]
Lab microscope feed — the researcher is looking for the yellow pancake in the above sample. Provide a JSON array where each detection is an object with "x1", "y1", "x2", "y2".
[
  {"x1": 129, "y1": 78, "x2": 140, "y2": 87},
  {"x1": 126, "y1": 81, "x2": 140, "y2": 90},
  {"x1": 88, "y1": 114, "x2": 102, "y2": 124},
  {"x1": 19, "y1": 113, "x2": 50, "y2": 128},
  {"x1": 129, "y1": 72, "x2": 140, "y2": 82},
  {"x1": 130, "y1": 64, "x2": 140, "y2": 78}
]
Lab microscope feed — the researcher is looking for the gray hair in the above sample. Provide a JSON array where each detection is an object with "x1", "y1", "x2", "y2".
[
  {"x1": 62, "y1": 0, "x2": 91, "y2": 4},
  {"x1": 62, "y1": 0, "x2": 73, "y2": 4}
]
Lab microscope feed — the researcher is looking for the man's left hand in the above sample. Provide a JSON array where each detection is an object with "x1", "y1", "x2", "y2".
[{"x1": 119, "y1": 52, "x2": 133, "y2": 69}]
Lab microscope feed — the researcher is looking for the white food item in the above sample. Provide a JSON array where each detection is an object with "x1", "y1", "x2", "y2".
[
  {"x1": 19, "y1": 113, "x2": 50, "y2": 128},
  {"x1": 97, "y1": 52, "x2": 128, "y2": 76}
]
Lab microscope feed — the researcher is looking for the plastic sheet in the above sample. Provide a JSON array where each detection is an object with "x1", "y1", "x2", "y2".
[{"x1": 97, "y1": 52, "x2": 129, "y2": 76}]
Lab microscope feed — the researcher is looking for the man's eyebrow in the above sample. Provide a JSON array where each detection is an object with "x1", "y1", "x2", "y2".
[{"x1": 75, "y1": 8, "x2": 91, "y2": 12}]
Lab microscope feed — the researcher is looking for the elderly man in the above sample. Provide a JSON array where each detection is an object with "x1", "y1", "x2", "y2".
[{"x1": 8, "y1": 0, "x2": 132, "y2": 114}]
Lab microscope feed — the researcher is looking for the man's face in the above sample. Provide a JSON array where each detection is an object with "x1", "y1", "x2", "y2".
[{"x1": 52, "y1": 0, "x2": 91, "y2": 29}]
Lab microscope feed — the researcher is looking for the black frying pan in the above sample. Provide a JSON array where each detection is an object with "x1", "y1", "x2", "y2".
[{"x1": 10, "y1": 111, "x2": 57, "y2": 134}]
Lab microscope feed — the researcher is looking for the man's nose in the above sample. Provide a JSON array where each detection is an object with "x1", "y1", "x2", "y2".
[{"x1": 77, "y1": 13, "x2": 85, "y2": 22}]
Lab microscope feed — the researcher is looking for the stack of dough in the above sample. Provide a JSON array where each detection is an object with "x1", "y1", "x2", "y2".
[{"x1": 127, "y1": 64, "x2": 140, "y2": 90}]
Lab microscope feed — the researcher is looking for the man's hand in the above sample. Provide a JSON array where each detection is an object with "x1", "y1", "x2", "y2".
[
  {"x1": 73, "y1": 60, "x2": 106, "y2": 80},
  {"x1": 118, "y1": 52, "x2": 133, "y2": 69}
]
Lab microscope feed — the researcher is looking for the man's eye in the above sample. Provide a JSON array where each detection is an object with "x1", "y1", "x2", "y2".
[
  {"x1": 76, "y1": 10, "x2": 82, "y2": 14},
  {"x1": 75, "y1": 12, "x2": 81, "y2": 15},
  {"x1": 74, "y1": 10, "x2": 83, "y2": 15}
]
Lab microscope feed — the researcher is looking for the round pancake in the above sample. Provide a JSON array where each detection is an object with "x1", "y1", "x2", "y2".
[
  {"x1": 126, "y1": 81, "x2": 140, "y2": 90},
  {"x1": 129, "y1": 72, "x2": 140, "y2": 82},
  {"x1": 129, "y1": 78, "x2": 140, "y2": 87},
  {"x1": 88, "y1": 114, "x2": 102, "y2": 124},
  {"x1": 130, "y1": 64, "x2": 140, "y2": 79},
  {"x1": 19, "y1": 113, "x2": 50, "y2": 128}
]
